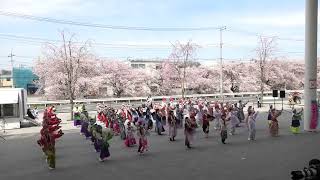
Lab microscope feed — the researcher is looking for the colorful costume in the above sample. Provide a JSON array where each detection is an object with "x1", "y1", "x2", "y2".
[
  {"x1": 291, "y1": 109, "x2": 303, "y2": 134},
  {"x1": 168, "y1": 112, "x2": 177, "y2": 141},
  {"x1": 137, "y1": 122, "x2": 148, "y2": 154},
  {"x1": 229, "y1": 109, "x2": 240, "y2": 135},
  {"x1": 73, "y1": 106, "x2": 81, "y2": 126},
  {"x1": 202, "y1": 112, "x2": 209, "y2": 138},
  {"x1": 248, "y1": 111, "x2": 259, "y2": 140},
  {"x1": 99, "y1": 128, "x2": 113, "y2": 162},
  {"x1": 270, "y1": 110, "x2": 282, "y2": 137},
  {"x1": 184, "y1": 117, "x2": 196, "y2": 148},
  {"x1": 37, "y1": 107, "x2": 63, "y2": 170},
  {"x1": 125, "y1": 122, "x2": 136, "y2": 147}
]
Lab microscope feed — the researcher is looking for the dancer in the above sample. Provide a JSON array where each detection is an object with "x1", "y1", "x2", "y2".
[
  {"x1": 80, "y1": 108, "x2": 90, "y2": 138},
  {"x1": 92, "y1": 125, "x2": 103, "y2": 152},
  {"x1": 220, "y1": 114, "x2": 228, "y2": 144},
  {"x1": 118, "y1": 114, "x2": 127, "y2": 140},
  {"x1": 168, "y1": 110, "x2": 177, "y2": 141},
  {"x1": 42, "y1": 127, "x2": 56, "y2": 169},
  {"x1": 229, "y1": 107, "x2": 240, "y2": 135},
  {"x1": 125, "y1": 122, "x2": 136, "y2": 147},
  {"x1": 184, "y1": 116, "x2": 197, "y2": 149},
  {"x1": 291, "y1": 108, "x2": 303, "y2": 134},
  {"x1": 202, "y1": 109, "x2": 210, "y2": 138},
  {"x1": 137, "y1": 121, "x2": 148, "y2": 154},
  {"x1": 247, "y1": 108, "x2": 259, "y2": 141},
  {"x1": 73, "y1": 105, "x2": 81, "y2": 127},
  {"x1": 212, "y1": 105, "x2": 222, "y2": 130},
  {"x1": 152, "y1": 109, "x2": 165, "y2": 135},
  {"x1": 99, "y1": 128, "x2": 113, "y2": 162},
  {"x1": 267, "y1": 105, "x2": 273, "y2": 127},
  {"x1": 237, "y1": 100, "x2": 247, "y2": 123},
  {"x1": 269, "y1": 109, "x2": 282, "y2": 137}
]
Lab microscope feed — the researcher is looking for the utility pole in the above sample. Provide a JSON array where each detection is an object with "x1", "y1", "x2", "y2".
[
  {"x1": 219, "y1": 26, "x2": 226, "y2": 102},
  {"x1": 8, "y1": 49, "x2": 15, "y2": 88}
]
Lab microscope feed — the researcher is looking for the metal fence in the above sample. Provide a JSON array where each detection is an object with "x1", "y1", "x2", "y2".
[{"x1": 27, "y1": 89, "x2": 314, "y2": 107}]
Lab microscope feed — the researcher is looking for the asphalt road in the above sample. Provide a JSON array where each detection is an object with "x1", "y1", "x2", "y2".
[{"x1": 0, "y1": 110, "x2": 319, "y2": 180}]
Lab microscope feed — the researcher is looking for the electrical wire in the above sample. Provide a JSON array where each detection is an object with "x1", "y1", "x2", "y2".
[{"x1": 0, "y1": 11, "x2": 221, "y2": 31}]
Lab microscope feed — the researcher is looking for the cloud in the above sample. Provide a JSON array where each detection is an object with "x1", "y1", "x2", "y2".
[
  {"x1": 0, "y1": 0, "x2": 85, "y2": 15},
  {"x1": 235, "y1": 11, "x2": 305, "y2": 27}
]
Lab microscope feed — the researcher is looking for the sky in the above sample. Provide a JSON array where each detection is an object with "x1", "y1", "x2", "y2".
[{"x1": 0, "y1": 0, "x2": 310, "y2": 68}]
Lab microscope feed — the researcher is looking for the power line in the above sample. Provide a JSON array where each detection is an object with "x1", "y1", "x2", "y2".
[
  {"x1": 0, "y1": 11, "x2": 220, "y2": 31},
  {"x1": 0, "y1": 33, "x2": 220, "y2": 49},
  {"x1": 227, "y1": 27, "x2": 305, "y2": 42}
]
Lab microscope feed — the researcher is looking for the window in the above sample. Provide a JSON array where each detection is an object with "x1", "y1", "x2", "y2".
[
  {"x1": 131, "y1": 64, "x2": 140, "y2": 69},
  {"x1": 0, "y1": 104, "x2": 18, "y2": 117},
  {"x1": 131, "y1": 64, "x2": 145, "y2": 69},
  {"x1": 138, "y1": 64, "x2": 145, "y2": 69},
  {"x1": 6, "y1": 78, "x2": 11, "y2": 81}
]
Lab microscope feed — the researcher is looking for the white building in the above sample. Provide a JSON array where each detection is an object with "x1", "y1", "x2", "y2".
[{"x1": 0, "y1": 88, "x2": 27, "y2": 129}]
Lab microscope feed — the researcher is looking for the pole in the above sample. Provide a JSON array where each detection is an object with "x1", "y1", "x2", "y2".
[
  {"x1": 219, "y1": 26, "x2": 226, "y2": 102},
  {"x1": 304, "y1": 0, "x2": 318, "y2": 131},
  {"x1": 8, "y1": 49, "x2": 15, "y2": 88}
]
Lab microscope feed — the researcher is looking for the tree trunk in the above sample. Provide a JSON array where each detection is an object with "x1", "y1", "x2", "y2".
[
  {"x1": 70, "y1": 98, "x2": 74, "y2": 121},
  {"x1": 260, "y1": 64, "x2": 264, "y2": 107}
]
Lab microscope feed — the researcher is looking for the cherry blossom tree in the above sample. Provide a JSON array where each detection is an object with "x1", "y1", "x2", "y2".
[
  {"x1": 255, "y1": 36, "x2": 277, "y2": 105},
  {"x1": 168, "y1": 41, "x2": 198, "y2": 98},
  {"x1": 98, "y1": 60, "x2": 147, "y2": 97},
  {"x1": 34, "y1": 31, "x2": 94, "y2": 120}
]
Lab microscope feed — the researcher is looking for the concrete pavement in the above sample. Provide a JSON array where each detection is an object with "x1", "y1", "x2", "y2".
[{"x1": 0, "y1": 106, "x2": 319, "y2": 180}]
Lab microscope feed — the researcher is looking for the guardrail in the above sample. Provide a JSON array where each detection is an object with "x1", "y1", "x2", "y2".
[{"x1": 27, "y1": 89, "x2": 318, "y2": 106}]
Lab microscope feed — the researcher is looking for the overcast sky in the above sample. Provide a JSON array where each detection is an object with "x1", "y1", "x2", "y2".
[{"x1": 0, "y1": 0, "x2": 311, "y2": 68}]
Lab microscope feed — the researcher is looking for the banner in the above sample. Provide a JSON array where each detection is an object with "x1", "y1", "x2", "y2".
[{"x1": 310, "y1": 101, "x2": 318, "y2": 129}]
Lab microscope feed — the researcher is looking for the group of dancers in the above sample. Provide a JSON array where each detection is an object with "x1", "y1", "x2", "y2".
[
  {"x1": 38, "y1": 97, "x2": 304, "y2": 169},
  {"x1": 74, "y1": 97, "x2": 303, "y2": 154}
]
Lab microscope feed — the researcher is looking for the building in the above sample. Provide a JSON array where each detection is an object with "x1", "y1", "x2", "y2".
[
  {"x1": 129, "y1": 58, "x2": 164, "y2": 94},
  {"x1": 0, "y1": 88, "x2": 27, "y2": 129},
  {"x1": 0, "y1": 68, "x2": 38, "y2": 94},
  {"x1": 129, "y1": 58, "x2": 163, "y2": 71},
  {"x1": 0, "y1": 70, "x2": 13, "y2": 88},
  {"x1": 13, "y1": 67, "x2": 38, "y2": 94}
]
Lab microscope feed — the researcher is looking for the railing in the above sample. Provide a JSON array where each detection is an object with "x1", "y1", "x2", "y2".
[{"x1": 27, "y1": 89, "x2": 318, "y2": 106}]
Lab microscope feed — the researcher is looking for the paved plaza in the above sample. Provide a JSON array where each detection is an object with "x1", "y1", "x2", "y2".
[{"x1": 0, "y1": 108, "x2": 319, "y2": 180}]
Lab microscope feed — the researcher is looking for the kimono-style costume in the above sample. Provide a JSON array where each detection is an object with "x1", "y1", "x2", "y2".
[
  {"x1": 73, "y1": 107, "x2": 81, "y2": 126},
  {"x1": 229, "y1": 110, "x2": 240, "y2": 135},
  {"x1": 137, "y1": 123, "x2": 148, "y2": 154},
  {"x1": 175, "y1": 107, "x2": 184, "y2": 128},
  {"x1": 291, "y1": 109, "x2": 303, "y2": 134},
  {"x1": 202, "y1": 113, "x2": 209, "y2": 137},
  {"x1": 238, "y1": 103, "x2": 245, "y2": 123},
  {"x1": 270, "y1": 111, "x2": 281, "y2": 137},
  {"x1": 145, "y1": 114, "x2": 153, "y2": 130},
  {"x1": 168, "y1": 114, "x2": 177, "y2": 141},
  {"x1": 43, "y1": 130, "x2": 56, "y2": 169},
  {"x1": 92, "y1": 127, "x2": 102, "y2": 152},
  {"x1": 153, "y1": 112, "x2": 165, "y2": 135},
  {"x1": 220, "y1": 119, "x2": 228, "y2": 144},
  {"x1": 125, "y1": 123, "x2": 136, "y2": 147},
  {"x1": 248, "y1": 112, "x2": 259, "y2": 140},
  {"x1": 99, "y1": 128, "x2": 113, "y2": 161},
  {"x1": 184, "y1": 117, "x2": 197, "y2": 148},
  {"x1": 212, "y1": 109, "x2": 222, "y2": 130},
  {"x1": 119, "y1": 120, "x2": 127, "y2": 140},
  {"x1": 80, "y1": 111, "x2": 90, "y2": 138},
  {"x1": 112, "y1": 119, "x2": 120, "y2": 136},
  {"x1": 267, "y1": 109, "x2": 272, "y2": 127}
]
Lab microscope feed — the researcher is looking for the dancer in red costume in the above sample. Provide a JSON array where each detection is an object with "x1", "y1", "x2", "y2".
[{"x1": 37, "y1": 107, "x2": 64, "y2": 170}]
